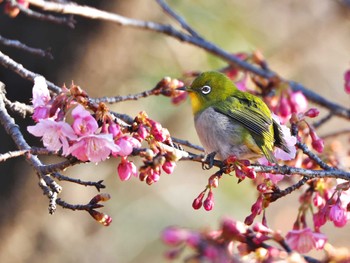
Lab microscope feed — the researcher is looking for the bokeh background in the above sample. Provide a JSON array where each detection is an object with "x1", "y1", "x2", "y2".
[{"x1": 0, "y1": 0, "x2": 350, "y2": 262}]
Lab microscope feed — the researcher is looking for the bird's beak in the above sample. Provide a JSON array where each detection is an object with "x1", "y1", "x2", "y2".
[{"x1": 177, "y1": 86, "x2": 191, "y2": 92}]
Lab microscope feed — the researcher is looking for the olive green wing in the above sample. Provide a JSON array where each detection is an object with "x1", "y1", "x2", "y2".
[{"x1": 213, "y1": 94, "x2": 277, "y2": 162}]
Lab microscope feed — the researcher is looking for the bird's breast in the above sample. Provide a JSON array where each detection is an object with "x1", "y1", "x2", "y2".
[{"x1": 194, "y1": 107, "x2": 261, "y2": 160}]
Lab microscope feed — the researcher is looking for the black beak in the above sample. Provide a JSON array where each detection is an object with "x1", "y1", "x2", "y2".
[{"x1": 177, "y1": 86, "x2": 189, "y2": 91}]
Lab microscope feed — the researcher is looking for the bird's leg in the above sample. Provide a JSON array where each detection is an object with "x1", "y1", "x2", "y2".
[{"x1": 202, "y1": 151, "x2": 217, "y2": 170}]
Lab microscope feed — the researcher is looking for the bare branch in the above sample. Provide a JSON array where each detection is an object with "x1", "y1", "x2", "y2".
[
  {"x1": 8, "y1": 0, "x2": 75, "y2": 28},
  {"x1": 0, "y1": 51, "x2": 61, "y2": 93},
  {"x1": 0, "y1": 35, "x2": 53, "y2": 59}
]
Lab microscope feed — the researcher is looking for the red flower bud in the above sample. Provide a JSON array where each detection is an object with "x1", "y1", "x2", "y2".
[
  {"x1": 305, "y1": 108, "x2": 320, "y2": 118},
  {"x1": 203, "y1": 191, "x2": 214, "y2": 211},
  {"x1": 192, "y1": 191, "x2": 205, "y2": 210}
]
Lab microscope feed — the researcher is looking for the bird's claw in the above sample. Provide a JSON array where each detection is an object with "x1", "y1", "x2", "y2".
[{"x1": 202, "y1": 152, "x2": 217, "y2": 170}]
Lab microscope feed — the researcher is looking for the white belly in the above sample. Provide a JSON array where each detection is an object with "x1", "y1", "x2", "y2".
[{"x1": 194, "y1": 107, "x2": 260, "y2": 160}]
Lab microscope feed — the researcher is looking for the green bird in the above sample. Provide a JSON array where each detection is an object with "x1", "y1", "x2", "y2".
[{"x1": 184, "y1": 71, "x2": 290, "y2": 163}]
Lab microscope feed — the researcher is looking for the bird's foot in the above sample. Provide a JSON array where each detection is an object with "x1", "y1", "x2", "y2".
[{"x1": 202, "y1": 152, "x2": 217, "y2": 170}]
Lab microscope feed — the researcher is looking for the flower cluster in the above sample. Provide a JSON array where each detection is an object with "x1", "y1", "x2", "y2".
[
  {"x1": 162, "y1": 218, "x2": 317, "y2": 262},
  {"x1": 27, "y1": 77, "x2": 181, "y2": 185}
]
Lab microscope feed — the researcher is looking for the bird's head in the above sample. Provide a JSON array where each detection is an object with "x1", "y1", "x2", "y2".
[{"x1": 184, "y1": 71, "x2": 237, "y2": 114}]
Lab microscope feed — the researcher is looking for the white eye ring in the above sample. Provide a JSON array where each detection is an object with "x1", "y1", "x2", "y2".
[{"x1": 201, "y1": 85, "x2": 211, "y2": 95}]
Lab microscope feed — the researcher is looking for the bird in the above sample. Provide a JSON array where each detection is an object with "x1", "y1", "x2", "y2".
[{"x1": 183, "y1": 71, "x2": 290, "y2": 165}]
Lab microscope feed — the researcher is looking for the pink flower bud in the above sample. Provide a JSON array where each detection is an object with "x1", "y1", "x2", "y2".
[
  {"x1": 313, "y1": 209, "x2": 328, "y2": 230},
  {"x1": 251, "y1": 196, "x2": 263, "y2": 215},
  {"x1": 192, "y1": 191, "x2": 205, "y2": 210},
  {"x1": 203, "y1": 191, "x2": 214, "y2": 211},
  {"x1": 241, "y1": 165, "x2": 256, "y2": 179},
  {"x1": 289, "y1": 91, "x2": 308, "y2": 114},
  {"x1": 162, "y1": 161, "x2": 176, "y2": 174},
  {"x1": 253, "y1": 222, "x2": 272, "y2": 234},
  {"x1": 208, "y1": 174, "x2": 219, "y2": 188},
  {"x1": 235, "y1": 167, "x2": 245, "y2": 181},
  {"x1": 279, "y1": 97, "x2": 291, "y2": 118},
  {"x1": 162, "y1": 227, "x2": 187, "y2": 246},
  {"x1": 244, "y1": 213, "x2": 256, "y2": 225},
  {"x1": 117, "y1": 158, "x2": 137, "y2": 181},
  {"x1": 137, "y1": 124, "x2": 149, "y2": 140},
  {"x1": 309, "y1": 129, "x2": 324, "y2": 153},
  {"x1": 312, "y1": 138, "x2": 324, "y2": 153},
  {"x1": 221, "y1": 218, "x2": 247, "y2": 240},
  {"x1": 108, "y1": 122, "x2": 121, "y2": 138},
  {"x1": 171, "y1": 90, "x2": 187, "y2": 105},
  {"x1": 305, "y1": 108, "x2": 320, "y2": 118}
]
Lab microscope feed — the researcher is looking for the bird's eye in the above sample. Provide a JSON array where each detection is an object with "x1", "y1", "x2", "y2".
[{"x1": 201, "y1": 85, "x2": 211, "y2": 95}]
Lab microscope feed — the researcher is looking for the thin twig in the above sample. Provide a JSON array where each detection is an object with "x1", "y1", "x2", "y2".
[
  {"x1": 155, "y1": 0, "x2": 202, "y2": 38},
  {"x1": 312, "y1": 112, "x2": 333, "y2": 129},
  {"x1": 0, "y1": 35, "x2": 53, "y2": 59},
  {"x1": 296, "y1": 141, "x2": 334, "y2": 171},
  {"x1": 51, "y1": 173, "x2": 105, "y2": 191},
  {"x1": 268, "y1": 176, "x2": 310, "y2": 202},
  {"x1": 322, "y1": 129, "x2": 350, "y2": 140},
  {"x1": 0, "y1": 51, "x2": 61, "y2": 93},
  {"x1": 92, "y1": 88, "x2": 156, "y2": 104},
  {"x1": 8, "y1": 0, "x2": 75, "y2": 28}
]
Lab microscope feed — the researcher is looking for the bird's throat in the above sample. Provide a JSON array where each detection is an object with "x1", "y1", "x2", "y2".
[{"x1": 189, "y1": 93, "x2": 202, "y2": 115}]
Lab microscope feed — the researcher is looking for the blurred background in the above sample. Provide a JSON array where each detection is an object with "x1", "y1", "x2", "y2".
[{"x1": 0, "y1": 0, "x2": 350, "y2": 262}]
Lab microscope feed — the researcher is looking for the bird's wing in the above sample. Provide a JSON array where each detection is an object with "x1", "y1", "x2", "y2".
[{"x1": 214, "y1": 94, "x2": 276, "y2": 162}]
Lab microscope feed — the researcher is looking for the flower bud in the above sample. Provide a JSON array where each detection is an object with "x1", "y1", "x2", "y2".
[
  {"x1": 88, "y1": 210, "x2": 112, "y2": 226},
  {"x1": 162, "y1": 161, "x2": 176, "y2": 174},
  {"x1": 305, "y1": 108, "x2": 320, "y2": 118},
  {"x1": 192, "y1": 191, "x2": 205, "y2": 210},
  {"x1": 203, "y1": 191, "x2": 214, "y2": 211}
]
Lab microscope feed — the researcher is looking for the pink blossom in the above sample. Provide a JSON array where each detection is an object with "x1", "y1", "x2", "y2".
[
  {"x1": 289, "y1": 91, "x2": 308, "y2": 114},
  {"x1": 32, "y1": 76, "x2": 50, "y2": 108},
  {"x1": 286, "y1": 228, "x2": 327, "y2": 253},
  {"x1": 344, "y1": 70, "x2": 350, "y2": 94},
  {"x1": 108, "y1": 122, "x2": 121, "y2": 138},
  {"x1": 32, "y1": 106, "x2": 51, "y2": 121},
  {"x1": 329, "y1": 202, "x2": 348, "y2": 227},
  {"x1": 258, "y1": 157, "x2": 285, "y2": 184},
  {"x1": 71, "y1": 105, "x2": 98, "y2": 136},
  {"x1": 117, "y1": 158, "x2": 137, "y2": 181},
  {"x1": 68, "y1": 133, "x2": 119, "y2": 162},
  {"x1": 272, "y1": 114, "x2": 297, "y2": 161},
  {"x1": 27, "y1": 119, "x2": 77, "y2": 155},
  {"x1": 162, "y1": 161, "x2": 176, "y2": 174},
  {"x1": 114, "y1": 136, "x2": 141, "y2": 157}
]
